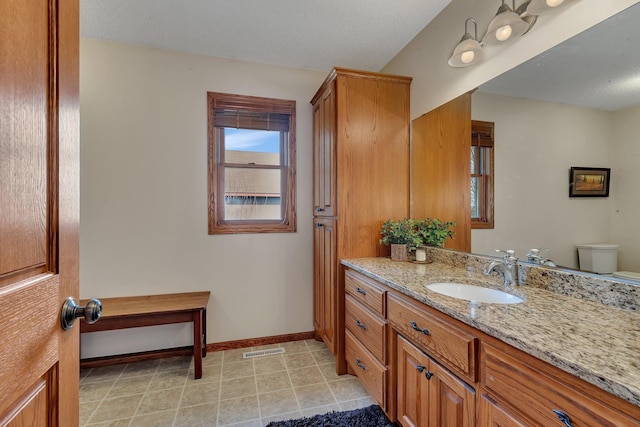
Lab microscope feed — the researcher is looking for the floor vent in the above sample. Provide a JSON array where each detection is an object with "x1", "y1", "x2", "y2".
[{"x1": 243, "y1": 348, "x2": 285, "y2": 359}]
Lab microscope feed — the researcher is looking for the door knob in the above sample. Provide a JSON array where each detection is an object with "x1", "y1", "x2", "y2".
[{"x1": 60, "y1": 297, "x2": 102, "y2": 330}]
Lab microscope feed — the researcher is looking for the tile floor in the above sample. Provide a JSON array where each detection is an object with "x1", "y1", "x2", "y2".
[{"x1": 80, "y1": 339, "x2": 375, "y2": 426}]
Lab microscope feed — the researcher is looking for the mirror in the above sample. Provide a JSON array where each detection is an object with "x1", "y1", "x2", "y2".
[{"x1": 470, "y1": 3, "x2": 640, "y2": 275}]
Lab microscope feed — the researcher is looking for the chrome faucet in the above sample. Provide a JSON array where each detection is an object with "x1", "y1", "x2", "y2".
[
  {"x1": 483, "y1": 249, "x2": 519, "y2": 287},
  {"x1": 526, "y1": 248, "x2": 557, "y2": 267}
]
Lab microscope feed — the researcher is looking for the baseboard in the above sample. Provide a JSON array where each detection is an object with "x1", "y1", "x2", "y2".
[
  {"x1": 207, "y1": 331, "x2": 315, "y2": 352},
  {"x1": 80, "y1": 331, "x2": 316, "y2": 369},
  {"x1": 80, "y1": 346, "x2": 193, "y2": 369}
]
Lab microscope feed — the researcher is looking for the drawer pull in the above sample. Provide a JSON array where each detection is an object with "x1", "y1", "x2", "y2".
[
  {"x1": 356, "y1": 287, "x2": 367, "y2": 296},
  {"x1": 355, "y1": 358, "x2": 367, "y2": 371},
  {"x1": 424, "y1": 370, "x2": 433, "y2": 380},
  {"x1": 355, "y1": 319, "x2": 367, "y2": 330},
  {"x1": 552, "y1": 410, "x2": 573, "y2": 427},
  {"x1": 410, "y1": 320, "x2": 431, "y2": 336},
  {"x1": 417, "y1": 365, "x2": 426, "y2": 373}
]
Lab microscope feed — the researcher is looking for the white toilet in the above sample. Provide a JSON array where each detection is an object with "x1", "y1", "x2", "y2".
[{"x1": 576, "y1": 244, "x2": 640, "y2": 281}]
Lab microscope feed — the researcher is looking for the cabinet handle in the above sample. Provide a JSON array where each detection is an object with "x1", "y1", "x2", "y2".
[
  {"x1": 552, "y1": 410, "x2": 573, "y2": 427},
  {"x1": 316, "y1": 207, "x2": 325, "y2": 212},
  {"x1": 355, "y1": 358, "x2": 367, "y2": 371},
  {"x1": 315, "y1": 223, "x2": 324, "y2": 228},
  {"x1": 356, "y1": 287, "x2": 367, "y2": 296},
  {"x1": 416, "y1": 364, "x2": 433, "y2": 379},
  {"x1": 355, "y1": 319, "x2": 367, "y2": 330},
  {"x1": 410, "y1": 321, "x2": 431, "y2": 336}
]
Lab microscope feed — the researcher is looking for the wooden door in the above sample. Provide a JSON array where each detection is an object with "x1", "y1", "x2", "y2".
[
  {"x1": 411, "y1": 93, "x2": 471, "y2": 252},
  {"x1": 312, "y1": 218, "x2": 324, "y2": 336},
  {"x1": 312, "y1": 84, "x2": 336, "y2": 217},
  {"x1": 313, "y1": 218, "x2": 337, "y2": 353},
  {"x1": 0, "y1": 0, "x2": 79, "y2": 426},
  {"x1": 429, "y1": 361, "x2": 475, "y2": 427},
  {"x1": 396, "y1": 335, "x2": 430, "y2": 427}
]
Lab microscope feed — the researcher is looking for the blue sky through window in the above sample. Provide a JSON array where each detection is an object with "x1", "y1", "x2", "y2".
[{"x1": 225, "y1": 128, "x2": 280, "y2": 153}]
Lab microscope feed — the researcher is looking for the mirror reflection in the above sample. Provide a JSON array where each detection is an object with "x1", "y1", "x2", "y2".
[{"x1": 470, "y1": 3, "x2": 640, "y2": 277}]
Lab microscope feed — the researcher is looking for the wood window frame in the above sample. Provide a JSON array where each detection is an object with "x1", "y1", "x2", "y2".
[
  {"x1": 471, "y1": 120, "x2": 494, "y2": 229},
  {"x1": 208, "y1": 92, "x2": 296, "y2": 234}
]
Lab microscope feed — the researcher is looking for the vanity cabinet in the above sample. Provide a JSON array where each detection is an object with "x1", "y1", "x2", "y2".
[
  {"x1": 397, "y1": 335, "x2": 475, "y2": 427},
  {"x1": 342, "y1": 264, "x2": 640, "y2": 426},
  {"x1": 479, "y1": 342, "x2": 640, "y2": 427},
  {"x1": 389, "y1": 291, "x2": 477, "y2": 427},
  {"x1": 311, "y1": 68, "x2": 411, "y2": 373},
  {"x1": 344, "y1": 269, "x2": 389, "y2": 410},
  {"x1": 388, "y1": 292, "x2": 477, "y2": 383}
]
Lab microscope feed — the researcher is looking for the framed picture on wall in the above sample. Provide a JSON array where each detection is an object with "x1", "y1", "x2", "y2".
[{"x1": 569, "y1": 167, "x2": 610, "y2": 197}]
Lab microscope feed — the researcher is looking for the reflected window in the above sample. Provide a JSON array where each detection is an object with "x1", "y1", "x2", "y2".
[
  {"x1": 471, "y1": 120, "x2": 494, "y2": 229},
  {"x1": 208, "y1": 92, "x2": 296, "y2": 234}
]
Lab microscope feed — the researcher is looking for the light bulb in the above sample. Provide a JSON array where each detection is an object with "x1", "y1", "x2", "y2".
[
  {"x1": 460, "y1": 51, "x2": 475, "y2": 64},
  {"x1": 496, "y1": 25, "x2": 513, "y2": 41},
  {"x1": 546, "y1": 0, "x2": 564, "y2": 6}
]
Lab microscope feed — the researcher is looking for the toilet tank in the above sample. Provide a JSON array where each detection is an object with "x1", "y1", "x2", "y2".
[{"x1": 576, "y1": 244, "x2": 618, "y2": 274}]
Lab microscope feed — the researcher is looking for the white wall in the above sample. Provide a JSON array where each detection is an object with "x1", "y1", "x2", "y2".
[
  {"x1": 80, "y1": 38, "x2": 327, "y2": 358},
  {"x1": 382, "y1": 0, "x2": 638, "y2": 119},
  {"x1": 611, "y1": 105, "x2": 640, "y2": 272},
  {"x1": 470, "y1": 92, "x2": 612, "y2": 269}
]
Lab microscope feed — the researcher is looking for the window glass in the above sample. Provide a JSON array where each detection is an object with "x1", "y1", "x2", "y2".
[
  {"x1": 471, "y1": 121, "x2": 494, "y2": 229},
  {"x1": 208, "y1": 92, "x2": 296, "y2": 234}
]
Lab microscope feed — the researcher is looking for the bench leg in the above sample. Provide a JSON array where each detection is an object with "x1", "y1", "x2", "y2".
[
  {"x1": 202, "y1": 308, "x2": 207, "y2": 358},
  {"x1": 193, "y1": 310, "x2": 203, "y2": 379}
]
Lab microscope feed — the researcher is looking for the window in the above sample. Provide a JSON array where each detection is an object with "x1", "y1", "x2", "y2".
[
  {"x1": 471, "y1": 120, "x2": 494, "y2": 229},
  {"x1": 208, "y1": 92, "x2": 296, "y2": 234}
]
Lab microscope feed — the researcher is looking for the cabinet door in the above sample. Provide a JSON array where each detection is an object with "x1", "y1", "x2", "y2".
[
  {"x1": 429, "y1": 362, "x2": 475, "y2": 427},
  {"x1": 313, "y1": 218, "x2": 337, "y2": 352},
  {"x1": 397, "y1": 335, "x2": 431, "y2": 427},
  {"x1": 397, "y1": 335, "x2": 476, "y2": 427},
  {"x1": 478, "y1": 395, "x2": 527, "y2": 427},
  {"x1": 312, "y1": 84, "x2": 336, "y2": 217}
]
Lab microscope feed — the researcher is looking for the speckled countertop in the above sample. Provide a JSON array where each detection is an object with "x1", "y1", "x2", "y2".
[{"x1": 341, "y1": 255, "x2": 640, "y2": 407}]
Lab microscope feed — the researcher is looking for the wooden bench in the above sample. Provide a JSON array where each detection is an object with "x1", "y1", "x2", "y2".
[{"x1": 80, "y1": 291, "x2": 211, "y2": 379}]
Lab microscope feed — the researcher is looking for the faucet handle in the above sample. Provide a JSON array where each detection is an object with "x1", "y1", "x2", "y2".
[
  {"x1": 527, "y1": 247, "x2": 548, "y2": 256},
  {"x1": 496, "y1": 249, "x2": 516, "y2": 260}
]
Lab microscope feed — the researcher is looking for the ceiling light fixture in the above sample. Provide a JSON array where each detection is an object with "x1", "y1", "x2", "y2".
[
  {"x1": 526, "y1": 0, "x2": 578, "y2": 15},
  {"x1": 448, "y1": 18, "x2": 483, "y2": 68},
  {"x1": 514, "y1": 0, "x2": 538, "y2": 35},
  {"x1": 482, "y1": 0, "x2": 529, "y2": 44}
]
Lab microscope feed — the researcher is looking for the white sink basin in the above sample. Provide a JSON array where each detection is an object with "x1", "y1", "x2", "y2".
[{"x1": 425, "y1": 282, "x2": 524, "y2": 304}]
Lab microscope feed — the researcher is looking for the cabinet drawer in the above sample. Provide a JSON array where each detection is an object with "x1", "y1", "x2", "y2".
[
  {"x1": 482, "y1": 343, "x2": 639, "y2": 427},
  {"x1": 388, "y1": 292, "x2": 476, "y2": 382},
  {"x1": 345, "y1": 294, "x2": 387, "y2": 363},
  {"x1": 345, "y1": 269, "x2": 386, "y2": 316},
  {"x1": 345, "y1": 329, "x2": 387, "y2": 409}
]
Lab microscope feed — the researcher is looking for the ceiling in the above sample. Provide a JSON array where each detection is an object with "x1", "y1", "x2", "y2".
[
  {"x1": 80, "y1": 0, "x2": 451, "y2": 72},
  {"x1": 478, "y1": 3, "x2": 640, "y2": 112}
]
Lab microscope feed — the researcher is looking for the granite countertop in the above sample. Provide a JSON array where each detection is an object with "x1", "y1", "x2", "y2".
[{"x1": 341, "y1": 257, "x2": 640, "y2": 407}]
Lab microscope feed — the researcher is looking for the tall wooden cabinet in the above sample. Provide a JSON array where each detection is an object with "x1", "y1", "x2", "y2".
[
  {"x1": 411, "y1": 93, "x2": 472, "y2": 252},
  {"x1": 311, "y1": 68, "x2": 411, "y2": 373}
]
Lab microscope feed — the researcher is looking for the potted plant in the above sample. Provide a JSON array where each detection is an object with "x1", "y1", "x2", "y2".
[
  {"x1": 416, "y1": 218, "x2": 456, "y2": 248},
  {"x1": 380, "y1": 218, "x2": 422, "y2": 261}
]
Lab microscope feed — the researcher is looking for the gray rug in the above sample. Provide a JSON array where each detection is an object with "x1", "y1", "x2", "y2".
[{"x1": 265, "y1": 404, "x2": 395, "y2": 427}]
